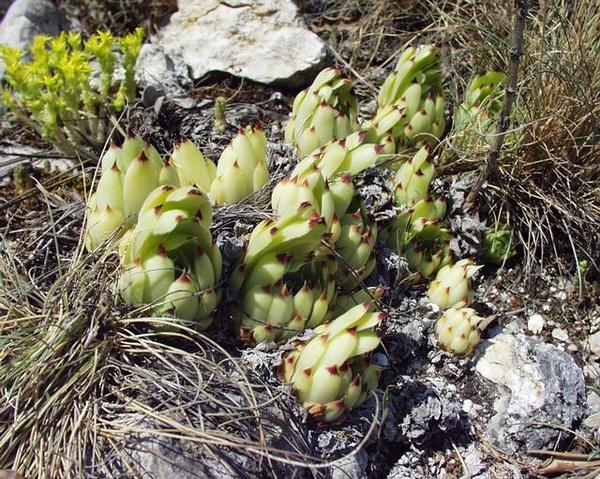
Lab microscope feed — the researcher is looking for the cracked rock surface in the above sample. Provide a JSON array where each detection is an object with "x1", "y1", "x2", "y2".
[
  {"x1": 136, "y1": 0, "x2": 327, "y2": 95},
  {"x1": 475, "y1": 332, "x2": 587, "y2": 453}
]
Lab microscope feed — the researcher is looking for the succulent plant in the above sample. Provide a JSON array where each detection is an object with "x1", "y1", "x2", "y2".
[
  {"x1": 365, "y1": 45, "x2": 445, "y2": 152},
  {"x1": 0, "y1": 29, "x2": 144, "y2": 156},
  {"x1": 390, "y1": 148, "x2": 446, "y2": 247},
  {"x1": 336, "y1": 206, "x2": 377, "y2": 289},
  {"x1": 169, "y1": 139, "x2": 217, "y2": 192},
  {"x1": 213, "y1": 96, "x2": 228, "y2": 133},
  {"x1": 279, "y1": 302, "x2": 385, "y2": 422},
  {"x1": 427, "y1": 259, "x2": 482, "y2": 309},
  {"x1": 483, "y1": 222, "x2": 517, "y2": 265},
  {"x1": 382, "y1": 147, "x2": 450, "y2": 279},
  {"x1": 394, "y1": 194, "x2": 448, "y2": 237},
  {"x1": 285, "y1": 131, "x2": 392, "y2": 220},
  {"x1": 210, "y1": 125, "x2": 269, "y2": 205},
  {"x1": 377, "y1": 44, "x2": 443, "y2": 108},
  {"x1": 393, "y1": 146, "x2": 435, "y2": 206},
  {"x1": 275, "y1": 132, "x2": 385, "y2": 287},
  {"x1": 462, "y1": 71, "x2": 506, "y2": 111},
  {"x1": 451, "y1": 71, "x2": 507, "y2": 150},
  {"x1": 402, "y1": 218, "x2": 452, "y2": 279},
  {"x1": 295, "y1": 130, "x2": 394, "y2": 182},
  {"x1": 271, "y1": 165, "x2": 341, "y2": 241},
  {"x1": 435, "y1": 307, "x2": 483, "y2": 355},
  {"x1": 86, "y1": 136, "x2": 175, "y2": 251},
  {"x1": 334, "y1": 286, "x2": 385, "y2": 316},
  {"x1": 285, "y1": 68, "x2": 359, "y2": 156},
  {"x1": 118, "y1": 185, "x2": 221, "y2": 329},
  {"x1": 230, "y1": 205, "x2": 337, "y2": 343},
  {"x1": 365, "y1": 96, "x2": 446, "y2": 152}
]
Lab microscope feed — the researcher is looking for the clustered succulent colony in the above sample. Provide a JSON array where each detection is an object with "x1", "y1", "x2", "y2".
[
  {"x1": 279, "y1": 302, "x2": 385, "y2": 422},
  {"x1": 74, "y1": 42, "x2": 507, "y2": 422},
  {"x1": 118, "y1": 185, "x2": 221, "y2": 330},
  {"x1": 0, "y1": 29, "x2": 144, "y2": 157}
]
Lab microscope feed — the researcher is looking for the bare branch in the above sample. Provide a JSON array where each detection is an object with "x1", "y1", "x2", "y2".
[{"x1": 464, "y1": 0, "x2": 528, "y2": 212}]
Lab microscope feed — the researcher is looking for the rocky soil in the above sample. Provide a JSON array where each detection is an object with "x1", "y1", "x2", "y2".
[{"x1": 0, "y1": 0, "x2": 598, "y2": 478}]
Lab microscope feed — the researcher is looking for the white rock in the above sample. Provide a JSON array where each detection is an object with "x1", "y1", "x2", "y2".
[
  {"x1": 555, "y1": 290, "x2": 567, "y2": 300},
  {"x1": 475, "y1": 333, "x2": 586, "y2": 452},
  {"x1": 551, "y1": 327, "x2": 569, "y2": 342},
  {"x1": 527, "y1": 313, "x2": 544, "y2": 334},
  {"x1": 462, "y1": 399, "x2": 476, "y2": 417},
  {"x1": 584, "y1": 413, "x2": 600, "y2": 431},
  {"x1": 584, "y1": 390, "x2": 600, "y2": 437},
  {"x1": 463, "y1": 444, "x2": 486, "y2": 477},
  {"x1": 136, "y1": 0, "x2": 327, "y2": 94},
  {"x1": 589, "y1": 331, "x2": 600, "y2": 356}
]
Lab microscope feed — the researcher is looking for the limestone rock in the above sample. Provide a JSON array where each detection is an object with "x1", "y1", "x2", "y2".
[
  {"x1": 0, "y1": 0, "x2": 64, "y2": 50},
  {"x1": 136, "y1": 0, "x2": 327, "y2": 94},
  {"x1": 476, "y1": 333, "x2": 586, "y2": 453}
]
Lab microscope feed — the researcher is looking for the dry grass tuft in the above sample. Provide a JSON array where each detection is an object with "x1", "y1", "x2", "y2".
[
  {"x1": 0, "y1": 178, "x2": 377, "y2": 477},
  {"x1": 422, "y1": 0, "x2": 600, "y2": 271},
  {"x1": 0, "y1": 240, "x2": 121, "y2": 477}
]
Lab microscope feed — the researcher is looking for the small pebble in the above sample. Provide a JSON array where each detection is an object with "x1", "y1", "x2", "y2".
[
  {"x1": 589, "y1": 331, "x2": 600, "y2": 356},
  {"x1": 527, "y1": 314, "x2": 545, "y2": 334},
  {"x1": 552, "y1": 328, "x2": 569, "y2": 342}
]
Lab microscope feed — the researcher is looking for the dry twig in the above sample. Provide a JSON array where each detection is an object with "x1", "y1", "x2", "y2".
[{"x1": 465, "y1": 0, "x2": 528, "y2": 212}]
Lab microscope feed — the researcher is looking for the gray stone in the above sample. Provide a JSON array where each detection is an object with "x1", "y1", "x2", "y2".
[
  {"x1": 463, "y1": 444, "x2": 486, "y2": 477},
  {"x1": 0, "y1": 0, "x2": 65, "y2": 80},
  {"x1": 136, "y1": 0, "x2": 327, "y2": 93},
  {"x1": 475, "y1": 333, "x2": 586, "y2": 453},
  {"x1": 449, "y1": 213, "x2": 486, "y2": 258},
  {"x1": 136, "y1": 43, "x2": 193, "y2": 97},
  {"x1": 385, "y1": 376, "x2": 466, "y2": 446},
  {"x1": 386, "y1": 452, "x2": 426, "y2": 479},
  {"x1": 584, "y1": 390, "x2": 600, "y2": 440},
  {"x1": 331, "y1": 450, "x2": 368, "y2": 479},
  {"x1": 448, "y1": 174, "x2": 476, "y2": 213},
  {"x1": 551, "y1": 327, "x2": 569, "y2": 342},
  {"x1": 121, "y1": 423, "x2": 240, "y2": 479},
  {"x1": 0, "y1": 0, "x2": 64, "y2": 50}
]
